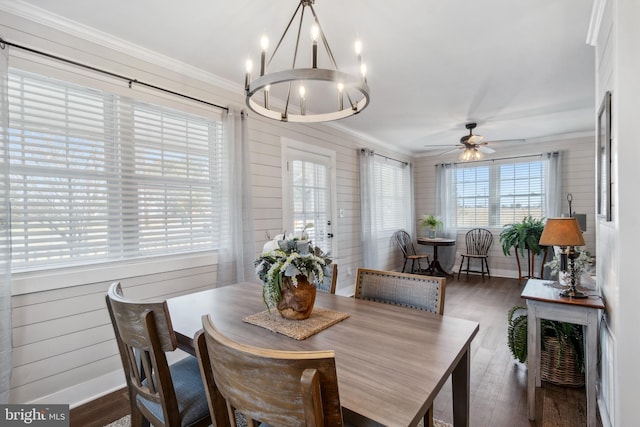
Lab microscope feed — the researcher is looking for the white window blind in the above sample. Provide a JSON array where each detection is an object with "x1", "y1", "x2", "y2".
[
  {"x1": 8, "y1": 70, "x2": 224, "y2": 272},
  {"x1": 374, "y1": 158, "x2": 410, "y2": 234},
  {"x1": 455, "y1": 158, "x2": 546, "y2": 227}
]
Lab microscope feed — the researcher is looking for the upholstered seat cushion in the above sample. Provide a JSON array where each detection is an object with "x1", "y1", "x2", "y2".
[{"x1": 137, "y1": 356, "x2": 209, "y2": 427}]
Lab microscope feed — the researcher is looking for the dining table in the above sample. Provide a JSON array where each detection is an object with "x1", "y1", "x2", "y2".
[{"x1": 167, "y1": 282, "x2": 479, "y2": 427}]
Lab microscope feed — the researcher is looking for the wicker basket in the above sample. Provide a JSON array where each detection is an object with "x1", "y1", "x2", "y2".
[{"x1": 540, "y1": 336, "x2": 585, "y2": 387}]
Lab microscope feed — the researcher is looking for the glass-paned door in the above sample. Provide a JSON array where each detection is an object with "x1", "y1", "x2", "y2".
[{"x1": 282, "y1": 140, "x2": 336, "y2": 256}]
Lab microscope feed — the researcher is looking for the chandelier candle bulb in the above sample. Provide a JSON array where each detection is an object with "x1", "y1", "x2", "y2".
[
  {"x1": 260, "y1": 36, "x2": 269, "y2": 76},
  {"x1": 311, "y1": 24, "x2": 319, "y2": 68},
  {"x1": 264, "y1": 85, "x2": 270, "y2": 109},
  {"x1": 354, "y1": 39, "x2": 363, "y2": 63},
  {"x1": 337, "y1": 82, "x2": 344, "y2": 110},
  {"x1": 299, "y1": 85, "x2": 306, "y2": 115},
  {"x1": 245, "y1": 59, "x2": 253, "y2": 90}
]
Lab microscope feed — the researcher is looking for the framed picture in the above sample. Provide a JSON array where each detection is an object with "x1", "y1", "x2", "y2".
[{"x1": 596, "y1": 91, "x2": 612, "y2": 221}]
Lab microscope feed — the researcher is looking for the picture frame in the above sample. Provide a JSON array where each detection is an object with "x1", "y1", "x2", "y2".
[{"x1": 596, "y1": 90, "x2": 612, "y2": 221}]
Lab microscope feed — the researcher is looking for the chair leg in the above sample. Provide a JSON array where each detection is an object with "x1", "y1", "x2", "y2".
[
  {"x1": 485, "y1": 258, "x2": 491, "y2": 279},
  {"x1": 457, "y1": 256, "x2": 464, "y2": 280},
  {"x1": 481, "y1": 258, "x2": 485, "y2": 282},
  {"x1": 465, "y1": 257, "x2": 471, "y2": 278},
  {"x1": 402, "y1": 258, "x2": 408, "y2": 273},
  {"x1": 423, "y1": 403, "x2": 434, "y2": 427}
]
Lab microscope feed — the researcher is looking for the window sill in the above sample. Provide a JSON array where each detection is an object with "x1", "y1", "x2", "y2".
[{"x1": 11, "y1": 251, "x2": 218, "y2": 296}]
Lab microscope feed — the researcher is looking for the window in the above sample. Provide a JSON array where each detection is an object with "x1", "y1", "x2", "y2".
[
  {"x1": 8, "y1": 70, "x2": 224, "y2": 272},
  {"x1": 282, "y1": 140, "x2": 335, "y2": 255},
  {"x1": 374, "y1": 157, "x2": 411, "y2": 235},
  {"x1": 455, "y1": 158, "x2": 545, "y2": 227}
]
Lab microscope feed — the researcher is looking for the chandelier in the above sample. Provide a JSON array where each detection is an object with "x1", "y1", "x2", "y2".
[{"x1": 244, "y1": 0, "x2": 370, "y2": 123}]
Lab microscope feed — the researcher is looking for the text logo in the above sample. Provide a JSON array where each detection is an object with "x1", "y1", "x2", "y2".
[{"x1": 0, "y1": 405, "x2": 69, "y2": 427}]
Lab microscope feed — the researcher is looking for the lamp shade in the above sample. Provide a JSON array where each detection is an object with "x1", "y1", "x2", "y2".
[{"x1": 539, "y1": 218, "x2": 585, "y2": 247}]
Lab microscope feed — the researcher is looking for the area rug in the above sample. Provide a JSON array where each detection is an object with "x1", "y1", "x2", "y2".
[
  {"x1": 242, "y1": 306, "x2": 350, "y2": 340},
  {"x1": 103, "y1": 414, "x2": 453, "y2": 427}
]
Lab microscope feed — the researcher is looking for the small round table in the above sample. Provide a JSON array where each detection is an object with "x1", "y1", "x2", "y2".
[{"x1": 417, "y1": 237, "x2": 456, "y2": 277}]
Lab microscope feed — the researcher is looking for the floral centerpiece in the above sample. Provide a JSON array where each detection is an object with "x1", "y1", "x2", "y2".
[
  {"x1": 545, "y1": 248, "x2": 591, "y2": 286},
  {"x1": 254, "y1": 224, "x2": 332, "y2": 319}
]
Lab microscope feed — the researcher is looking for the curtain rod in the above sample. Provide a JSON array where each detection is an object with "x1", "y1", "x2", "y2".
[
  {"x1": 438, "y1": 151, "x2": 557, "y2": 167},
  {"x1": 361, "y1": 148, "x2": 409, "y2": 166},
  {"x1": 0, "y1": 38, "x2": 229, "y2": 112}
]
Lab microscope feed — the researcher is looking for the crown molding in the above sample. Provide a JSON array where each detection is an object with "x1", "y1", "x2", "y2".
[
  {"x1": 587, "y1": 0, "x2": 607, "y2": 46},
  {"x1": 0, "y1": 0, "x2": 242, "y2": 95}
]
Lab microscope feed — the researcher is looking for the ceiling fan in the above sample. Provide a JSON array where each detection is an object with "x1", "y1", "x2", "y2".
[{"x1": 446, "y1": 122, "x2": 496, "y2": 161}]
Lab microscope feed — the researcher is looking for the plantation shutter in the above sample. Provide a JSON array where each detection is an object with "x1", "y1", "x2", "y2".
[{"x1": 8, "y1": 70, "x2": 223, "y2": 271}]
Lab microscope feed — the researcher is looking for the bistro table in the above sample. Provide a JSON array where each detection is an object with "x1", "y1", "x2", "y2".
[
  {"x1": 167, "y1": 282, "x2": 479, "y2": 427},
  {"x1": 417, "y1": 237, "x2": 456, "y2": 277}
]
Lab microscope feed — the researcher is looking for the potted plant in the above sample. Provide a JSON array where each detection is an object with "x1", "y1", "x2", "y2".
[
  {"x1": 499, "y1": 216, "x2": 547, "y2": 280},
  {"x1": 254, "y1": 224, "x2": 332, "y2": 320},
  {"x1": 507, "y1": 306, "x2": 585, "y2": 386},
  {"x1": 419, "y1": 214, "x2": 443, "y2": 238}
]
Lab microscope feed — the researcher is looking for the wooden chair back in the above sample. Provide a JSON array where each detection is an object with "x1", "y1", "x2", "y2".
[
  {"x1": 465, "y1": 228, "x2": 493, "y2": 256},
  {"x1": 316, "y1": 263, "x2": 338, "y2": 294},
  {"x1": 195, "y1": 314, "x2": 344, "y2": 427},
  {"x1": 394, "y1": 229, "x2": 418, "y2": 257},
  {"x1": 355, "y1": 268, "x2": 446, "y2": 315},
  {"x1": 106, "y1": 282, "x2": 208, "y2": 427}
]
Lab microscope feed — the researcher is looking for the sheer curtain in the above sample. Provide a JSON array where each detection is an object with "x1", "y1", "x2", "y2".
[
  {"x1": 359, "y1": 148, "x2": 379, "y2": 268},
  {"x1": 435, "y1": 163, "x2": 458, "y2": 272},
  {"x1": 544, "y1": 151, "x2": 562, "y2": 218},
  {"x1": 0, "y1": 44, "x2": 11, "y2": 404},
  {"x1": 217, "y1": 109, "x2": 255, "y2": 286}
]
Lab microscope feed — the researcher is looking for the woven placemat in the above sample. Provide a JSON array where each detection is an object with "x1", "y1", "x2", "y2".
[{"x1": 243, "y1": 307, "x2": 350, "y2": 340}]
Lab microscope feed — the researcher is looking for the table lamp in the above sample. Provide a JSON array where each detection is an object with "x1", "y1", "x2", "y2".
[{"x1": 539, "y1": 217, "x2": 587, "y2": 298}]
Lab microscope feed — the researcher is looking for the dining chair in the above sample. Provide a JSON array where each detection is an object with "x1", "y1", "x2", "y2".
[
  {"x1": 316, "y1": 263, "x2": 338, "y2": 294},
  {"x1": 393, "y1": 230, "x2": 431, "y2": 274},
  {"x1": 457, "y1": 228, "x2": 493, "y2": 282},
  {"x1": 354, "y1": 268, "x2": 446, "y2": 315},
  {"x1": 195, "y1": 314, "x2": 345, "y2": 427},
  {"x1": 105, "y1": 282, "x2": 211, "y2": 427},
  {"x1": 354, "y1": 268, "x2": 445, "y2": 427}
]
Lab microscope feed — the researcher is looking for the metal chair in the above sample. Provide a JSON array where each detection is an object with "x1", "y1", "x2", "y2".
[
  {"x1": 105, "y1": 282, "x2": 211, "y2": 427},
  {"x1": 195, "y1": 314, "x2": 345, "y2": 427},
  {"x1": 457, "y1": 228, "x2": 493, "y2": 281},
  {"x1": 393, "y1": 230, "x2": 430, "y2": 274}
]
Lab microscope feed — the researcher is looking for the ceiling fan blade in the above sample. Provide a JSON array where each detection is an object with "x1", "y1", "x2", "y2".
[
  {"x1": 439, "y1": 147, "x2": 462, "y2": 156},
  {"x1": 478, "y1": 146, "x2": 496, "y2": 154}
]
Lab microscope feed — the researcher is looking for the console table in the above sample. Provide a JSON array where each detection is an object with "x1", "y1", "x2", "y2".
[{"x1": 521, "y1": 279, "x2": 604, "y2": 427}]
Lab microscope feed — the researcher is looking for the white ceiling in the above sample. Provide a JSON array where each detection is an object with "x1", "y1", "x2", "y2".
[{"x1": 8, "y1": 0, "x2": 596, "y2": 155}]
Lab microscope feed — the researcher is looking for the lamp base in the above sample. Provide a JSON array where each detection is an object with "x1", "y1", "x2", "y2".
[{"x1": 559, "y1": 288, "x2": 588, "y2": 299}]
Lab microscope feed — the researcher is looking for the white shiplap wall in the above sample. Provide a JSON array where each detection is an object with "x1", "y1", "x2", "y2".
[{"x1": 414, "y1": 135, "x2": 596, "y2": 279}]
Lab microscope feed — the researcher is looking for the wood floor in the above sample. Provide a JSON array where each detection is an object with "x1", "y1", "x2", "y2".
[{"x1": 71, "y1": 275, "x2": 596, "y2": 427}]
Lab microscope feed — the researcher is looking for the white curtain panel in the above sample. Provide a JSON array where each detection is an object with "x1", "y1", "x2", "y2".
[
  {"x1": 0, "y1": 44, "x2": 11, "y2": 404},
  {"x1": 216, "y1": 109, "x2": 255, "y2": 286},
  {"x1": 359, "y1": 148, "x2": 379, "y2": 268},
  {"x1": 544, "y1": 151, "x2": 563, "y2": 218},
  {"x1": 435, "y1": 163, "x2": 458, "y2": 273}
]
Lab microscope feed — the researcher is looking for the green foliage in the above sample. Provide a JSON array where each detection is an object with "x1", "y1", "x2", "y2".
[
  {"x1": 419, "y1": 214, "x2": 443, "y2": 230},
  {"x1": 499, "y1": 216, "x2": 546, "y2": 257},
  {"x1": 507, "y1": 305, "x2": 585, "y2": 372}
]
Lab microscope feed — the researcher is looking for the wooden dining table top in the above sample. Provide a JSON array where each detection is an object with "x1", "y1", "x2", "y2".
[{"x1": 166, "y1": 282, "x2": 479, "y2": 427}]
